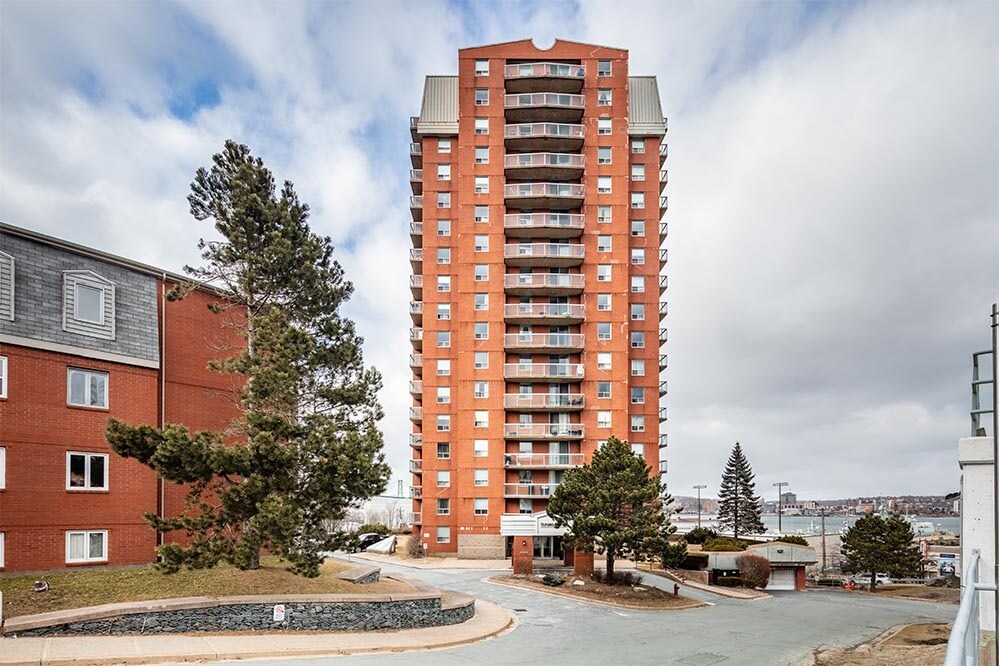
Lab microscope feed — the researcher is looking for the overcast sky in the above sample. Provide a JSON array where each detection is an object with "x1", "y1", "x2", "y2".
[{"x1": 2, "y1": 1, "x2": 997, "y2": 502}]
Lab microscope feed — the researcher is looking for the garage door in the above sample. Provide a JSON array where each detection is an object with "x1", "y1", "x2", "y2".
[{"x1": 767, "y1": 568, "x2": 796, "y2": 590}]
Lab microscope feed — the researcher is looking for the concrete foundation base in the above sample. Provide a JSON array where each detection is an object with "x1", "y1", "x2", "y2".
[
  {"x1": 457, "y1": 534, "x2": 505, "y2": 559},
  {"x1": 573, "y1": 550, "x2": 594, "y2": 576},
  {"x1": 512, "y1": 536, "x2": 534, "y2": 575}
]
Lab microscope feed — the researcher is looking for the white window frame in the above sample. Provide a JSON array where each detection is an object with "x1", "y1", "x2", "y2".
[
  {"x1": 437, "y1": 498, "x2": 450, "y2": 515},
  {"x1": 436, "y1": 470, "x2": 450, "y2": 487},
  {"x1": 74, "y1": 283, "x2": 105, "y2": 325},
  {"x1": 631, "y1": 276, "x2": 646, "y2": 293},
  {"x1": 598, "y1": 60, "x2": 612, "y2": 77},
  {"x1": 632, "y1": 139, "x2": 645, "y2": 154},
  {"x1": 597, "y1": 265, "x2": 611, "y2": 282},
  {"x1": 437, "y1": 359, "x2": 451, "y2": 376},
  {"x1": 474, "y1": 265, "x2": 489, "y2": 282},
  {"x1": 474, "y1": 293, "x2": 489, "y2": 311},
  {"x1": 475, "y1": 59, "x2": 489, "y2": 76},
  {"x1": 474, "y1": 498, "x2": 489, "y2": 515},
  {"x1": 66, "y1": 451, "x2": 109, "y2": 491},
  {"x1": 597, "y1": 381, "x2": 611, "y2": 399},
  {"x1": 597, "y1": 206, "x2": 611, "y2": 223},
  {"x1": 475, "y1": 147, "x2": 490, "y2": 164},
  {"x1": 631, "y1": 359, "x2": 646, "y2": 376},
  {"x1": 437, "y1": 304, "x2": 451, "y2": 320},
  {"x1": 597, "y1": 323, "x2": 611, "y2": 341},
  {"x1": 631, "y1": 332, "x2": 646, "y2": 349},
  {"x1": 437, "y1": 247, "x2": 451, "y2": 264},
  {"x1": 437, "y1": 442, "x2": 451, "y2": 459},
  {"x1": 631, "y1": 220, "x2": 645, "y2": 237},
  {"x1": 437, "y1": 192, "x2": 451, "y2": 208},
  {"x1": 474, "y1": 381, "x2": 489, "y2": 398},
  {"x1": 437, "y1": 416, "x2": 451, "y2": 432},
  {"x1": 0, "y1": 446, "x2": 5, "y2": 490},
  {"x1": 631, "y1": 387, "x2": 645, "y2": 404},
  {"x1": 475, "y1": 235, "x2": 489, "y2": 252},
  {"x1": 598, "y1": 176, "x2": 612, "y2": 193},
  {"x1": 0, "y1": 355, "x2": 7, "y2": 398},
  {"x1": 474, "y1": 322, "x2": 489, "y2": 340},
  {"x1": 474, "y1": 176, "x2": 489, "y2": 194},
  {"x1": 631, "y1": 303, "x2": 646, "y2": 320},
  {"x1": 598, "y1": 119, "x2": 612, "y2": 135},
  {"x1": 474, "y1": 352, "x2": 489, "y2": 369},
  {"x1": 437, "y1": 387, "x2": 451, "y2": 403},
  {"x1": 597, "y1": 294, "x2": 611, "y2": 311},
  {"x1": 475, "y1": 88, "x2": 489, "y2": 106},
  {"x1": 474, "y1": 410, "x2": 489, "y2": 428},
  {"x1": 597, "y1": 235, "x2": 612, "y2": 252},
  {"x1": 597, "y1": 352, "x2": 612, "y2": 370},
  {"x1": 632, "y1": 415, "x2": 646, "y2": 432},
  {"x1": 65, "y1": 529, "x2": 108, "y2": 564},
  {"x1": 437, "y1": 219, "x2": 451, "y2": 236},
  {"x1": 474, "y1": 118, "x2": 489, "y2": 134},
  {"x1": 632, "y1": 164, "x2": 646, "y2": 181},
  {"x1": 438, "y1": 138, "x2": 451, "y2": 153},
  {"x1": 597, "y1": 411, "x2": 612, "y2": 428},
  {"x1": 67, "y1": 367, "x2": 109, "y2": 409},
  {"x1": 474, "y1": 206, "x2": 489, "y2": 222},
  {"x1": 437, "y1": 164, "x2": 451, "y2": 181},
  {"x1": 598, "y1": 89, "x2": 612, "y2": 106},
  {"x1": 631, "y1": 249, "x2": 645, "y2": 265},
  {"x1": 474, "y1": 439, "x2": 488, "y2": 457},
  {"x1": 598, "y1": 147, "x2": 612, "y2": 164},
  {"x1": 474, "y1": 469, "x2": 489, "y2": 487},
  {"x1": 436, "y1": 526, "x2": 451, "y2": 543},
  {"x1": 631, "y1": 192, "x2": 645, "y2": 209},
  {"x1": 437, "y1": 275, "x2": 451, "y2": 292}
]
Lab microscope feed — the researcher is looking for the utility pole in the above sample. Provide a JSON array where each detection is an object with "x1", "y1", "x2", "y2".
[
  {"x1": 991, "y1": 299, "x2": 998, "y2": 630},
  {"x1": 773, "y1": 481, "x2": 789, "y2": 534},
  {"x1": 820, "y1": 507, "x2": 827, "y2": 572},
  {"x1": 693, "y1": 485, "x2": 707, "y2": 528}
]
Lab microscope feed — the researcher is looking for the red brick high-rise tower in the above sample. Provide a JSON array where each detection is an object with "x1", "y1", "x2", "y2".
[{"x1": 408, "y1": 39, "x2": 667, "y2": 558}]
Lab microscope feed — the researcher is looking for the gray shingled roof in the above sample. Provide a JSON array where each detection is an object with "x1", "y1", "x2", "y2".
[{"x1": 414, "y1": 75, "x2": 666, "y2": 137}]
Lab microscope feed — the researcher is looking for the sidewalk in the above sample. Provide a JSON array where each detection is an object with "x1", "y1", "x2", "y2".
[
  {"x1": 0, "y1": 599, "x2": 514, "y2": 666},
  {"x1": 640, "y1": 567, "x2": 770, "y2": 600},
  {"x1": 348, "y1": 551, "x2": 512, "y2": 570}
]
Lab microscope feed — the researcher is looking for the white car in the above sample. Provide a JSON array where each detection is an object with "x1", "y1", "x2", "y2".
[{"x1": 853, "y1": 573, "x2": 892, "y2": 586}]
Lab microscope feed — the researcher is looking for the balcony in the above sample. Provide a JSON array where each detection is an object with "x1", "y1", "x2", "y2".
[
  {"x1": 504, "y1": 62, "x2": 585, "y2": 94},
  {"x1": 660, "y1": 141, "x2": 668, "y2": 166},
  {"x1": 660, "y1": 195, "x2": 668, "y2": 215},
  {"x1": 503, "y1": 302, "x2": 585, "y2": 325},
  {"x1": 505, "y1": 93, "x2": 584, "y2": 123},
  {"x1": 503, "y1": 213, "x2": 584, "y2": 239},
  {"x1": 659, "y1": 460, "x2": 668, "y2": 474},
  {"x1": 504, "y1": 243, "x2": 585, "y2": 267},
  {"x1": 503, "y1": 332, "x2": 584, "y2": 354},
  {"x1": 409, "y1": 433, "x2": 423, "y2": 448},
  {"x1": 409, "y1": 221, "x2": 423, "y2": 247},
  {"x1": 503, "y1": 423, "x2": 585, "y2": 440},
  {"x1": 409, "y1": 353, "x2": 423, "y2": 371},
  {"x1": 411, "y1": 511, "x2": 422, "y2": 525},
  {"x1": 409, "y1": 300, "x2": 423, "y2": 324},
  {"x1": 410, "y1": 406, "x2": 423, "y2": 422},
  {"x1": 410, "y1": 485, "x2": 422, "y2": 499},
  {"x1": 410, "y1": 195, "x2": 423, "y2": 222},
  {"x1": 410, "y1": 116, "x2": 419, "y2": 142},
  {"x1": 503, "y1": 272, "x2": 583, "y2": 296},
  {"x1": 409, "y1": 459, "x2": 423, "y2": 473},
  {"x1": 410, "y1": 142, "x2": 422, "y2": 168},
  {"x1": 504, "y1": 362, "x2": 584, "y2": 382},
  {"x1": 410, "y1": 169, "x2": 422, "y2": 195},
  {"x1": 409, "y1": 380, "x2": 422, "y2": 396},
  {"x1": 409, "y1": 247, "x2": 423, "y2": 271},
  {"x1": 504, "y1": 452, "x2": 585, "y2": 469},
  {"x1": 504, "y1": 153, "x2": 584, "y2": 182},
  {"x1": 503, "y1": 483, "x2": 559, "y2": 498},
  {"x1": 503, "y1": 393, "x2": 584, "y2": 411},
  {"x1": 504, "y1": 182, "x2": 584, "y2": 210},
  {"x1": 409, "y1": 274, "x2": 423, "y2": 298},
  {"x1": 505, "y1": 122, "x2": 584, "y2": 152},
  {"x1": 410, "y1": 327, "x2": 423, "y2": 350}
]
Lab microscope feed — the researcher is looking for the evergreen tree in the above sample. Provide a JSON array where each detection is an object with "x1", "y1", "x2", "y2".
[
  {"x1": 107, "y1": 140, "x2": 390, "y2": 577},
  {"x1": 841, "y1": 513, "x2": 921, "y2": 591},
  {"x1": 547, "y1": 437, "x2": 672, "y2": 582},
  {"x1": 717, "y1": 442, "x2": 765, "y2": 539}
]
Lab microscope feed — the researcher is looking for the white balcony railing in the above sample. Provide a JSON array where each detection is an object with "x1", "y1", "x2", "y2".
[
  {"x1": 409, "y1": 433, "x2": 423, "y2": 447},
  {"x1": 410, "y1": 485, "x2": 422, "y2": 499},
  {"x1": 504, "y1": 303, "x2": 585, "y2": 319},
  {"x1": 409, "y1": 248, "x2": 423, "y2": 262},
  {"x1": 409, "y1": 406, "x2": 423, "y2": 420},
  {"x1": 504, "y1": 182, "x2": 584, "y2": 199},
  {"x1": 504, "y1": 213, "x2": 584, "y2": 232},
  {"x1": 409, "y1": 301, "x2": 423, "y2": 315},
  {"x1": 409, "y1": 353, "x2": 423, "y2": 368},
  {"x1": 411, "y1": 511, "x2": 422, "y2": 524},
  {"x1": 409, "y1": 327, "x2": 423, "y2": 342},
  {"x1": 503, "y1": 453, "x2": 584, "y2": 468},
  {"x1": 504, "y1": 62, "x2": 586, "y2": 80},
  {"x1": 503, "y1": 393, "x2": 584, "y2": 410},
  {"x1": 505, "y1": 93, "x2": 584, "y2": 110},
  {"x1": 409, "y1": 459, "x2": 423, "y2": 473},
  {"x1": 504, "y1": 153, "x2": 585, "y2": 169},
  {"x1": 503, "y1": 243, "x2": 585, "y2": 260},
  {"x1": 410, "y1": 195, "x2": 423, "y2": 208},
  {"x1": 503, "y1": 423, "x2": 585, "y2": 439},
  {"x1": 503, "y1": 333, "x2": 584, "y2": 350},
  {"x1": 505, "y1": 122, "x2": 585, "y2": 140},
  {"x1": 504, "y1": 362, "x2": 584, "y2": 379},
  {"x1": 503, "y1": 483, "x2": 560, "y2": 498},
  {"x1": 503, "y1": 273, "x2": 584, "y2": 290},
  {"x1": 944, "y1": 549, "x2": 996, "y2": 666}
]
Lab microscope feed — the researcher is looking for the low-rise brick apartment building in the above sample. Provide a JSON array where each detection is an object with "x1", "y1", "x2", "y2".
[
  {"x1": 408, "y1": 39, "x2": 668, "y2": 560},
  {"x1": 0, "y1": 222, "x2": 239, "y2": 572}
]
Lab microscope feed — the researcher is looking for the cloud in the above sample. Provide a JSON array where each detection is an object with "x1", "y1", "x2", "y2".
[{"x1": 1, "y1": 0, "x2": 996, "y2": 502}]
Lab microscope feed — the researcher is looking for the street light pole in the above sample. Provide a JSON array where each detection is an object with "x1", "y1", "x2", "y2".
[
  {"x1": 693, "y1": 485, "x2": 707, "y2": 528},
  {"x1": 773, "y1": 482, "x2": 789, "y2": 534},
  {"x1": 991, "y1": 299, "x2": 998, "y2": 631}
]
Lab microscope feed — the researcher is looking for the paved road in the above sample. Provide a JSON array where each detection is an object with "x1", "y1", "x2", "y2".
[{"x1": 208, "y1": 562, "x2": 957, "y2": 666}]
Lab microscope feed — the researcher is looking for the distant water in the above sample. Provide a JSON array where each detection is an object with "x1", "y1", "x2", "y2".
[{"x1": 675, "y1": 514, "x2": 960, "y2": 536}]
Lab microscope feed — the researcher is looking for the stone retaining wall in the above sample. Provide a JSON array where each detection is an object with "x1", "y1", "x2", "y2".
[{"x1": 3, "y1": 575, "x2": 475, "y2": 637}]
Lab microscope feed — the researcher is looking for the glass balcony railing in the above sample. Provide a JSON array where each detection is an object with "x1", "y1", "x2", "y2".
[
  {"x1": 505, "y1": 122, "x2": 585, "y2": 140},
  {"x1": 410, "y1": 485, "x2": 422, "y2": 499},
  {"x1": 503, "y1": 243, "x2": 585, "y2": 260},
  {"x1": 504, "y1": 362, "x2": 584, "y2": 380},
  {"x1": 504, "y1": 182, "x2": 584, "y2": 199},
  {"x1": 503, "y1": 452, "x2": 585, "y2": 468},
  {"x1": 411, "y1": 511, "x2": 422, "y2": 524},
  {"x1": 409, "y1": 433, "x2": 423, "y2": 448},
  {"x1": 503, "y1": 213, "x2": 584, "y2": 232},
  {"x1": 409, "y1": 459, "x2": 423, "y2": 473},
  {"x1": 410, "y1": 195, "x2": 423, "y2": 208},
  {"x1": 409, "y1": 301, "x2": 423, "y2": 315},
  {"x1": 504, "y1": 62, "x2": 586, "y2": 80},
  {"x1": 503, "y1": 423, "x2": 585, "y2": 439},
  {"x1": 503, "y1": 273, "x2": 584, "y2": 290},
  {"x1": 503, "y1": 333, "x2": 584, "y2": 350},
  {"x1": 503, "y1": 393, "x2": 584, "y2": 410},
  {"x1": 409, "y1": 353, "x2": 423, "y2": 368},
  {"x1": 503, "y1": 483, "x2": 560, "y2": 498},
  {"x1": 504, "y1": 153, "x2": 584, "y2": 169},
  {"x1": 505, "y1": 93, "x2": 584, "y2": 110},
  {"x1": 409, "y1": 248, "x2": 423, "y2": 262},
  {"x1": 503, "y1": 303, "x2": 585, "y2": 319},
  {"x1": 409, "y1": 406, "x2": 423, "y2": 421}
]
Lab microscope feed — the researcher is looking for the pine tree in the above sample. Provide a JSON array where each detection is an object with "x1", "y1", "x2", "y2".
[
  {"x1": 717, "y1": 442, "x2": 765, "y2": 539},
  {"x1": 106, "y1": 140, "x2": 390, "y2": 577},
  {"x1": 841, "y1": 513, "x2": 921, "y2": 591},
  {"x1": 547, "y1": 437, "x2": 673, "y2": 582}
]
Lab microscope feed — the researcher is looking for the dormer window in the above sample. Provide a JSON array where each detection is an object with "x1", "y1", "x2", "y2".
[{"x1": 63, "y1": 271, "x2": 115, "y2": 340}]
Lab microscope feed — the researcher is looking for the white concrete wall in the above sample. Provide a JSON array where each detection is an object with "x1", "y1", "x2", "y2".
[{"x1": 959, "y1": 436, "x2": 996, "y2": 632}]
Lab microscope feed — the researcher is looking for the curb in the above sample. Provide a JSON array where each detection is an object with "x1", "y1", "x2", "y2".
[
  {"x1": 641, "y1": 568, "x2": 772, "y2": 601},
  {"x1": 484, "y1": 575, "x2": 710, "y2": 612}
]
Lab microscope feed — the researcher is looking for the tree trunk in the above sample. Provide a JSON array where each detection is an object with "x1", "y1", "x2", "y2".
[
  {"x1": 870, "y1": 570, "x2": 876, "y2": 593},
  {"x1": 606, "y1": 551, "x2": 615, "y2": 582}
]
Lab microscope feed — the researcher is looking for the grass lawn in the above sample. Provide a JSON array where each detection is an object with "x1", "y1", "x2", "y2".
[
  {"x1": 492, "y1": 574, "x2": 705, "y2": 610},
  {"x1": 813, "y1": 623, "x2": 951, "y2": 666},
  {"x1": 0, "y1": 558, "x2": 410, "y2": 619},
  {"x1": 850, "y1": 584, "x2": 960, "y2": 604}
]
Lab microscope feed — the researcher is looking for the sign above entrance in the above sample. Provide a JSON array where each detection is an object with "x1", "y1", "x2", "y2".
[{"x1": 500, "y1": 511, "x2": 566, "y2": 537}]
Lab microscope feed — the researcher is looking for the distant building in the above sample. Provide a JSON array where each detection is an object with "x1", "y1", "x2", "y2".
[{"x1": 780, "y1": 492, "x2": 797, "y2": 505}]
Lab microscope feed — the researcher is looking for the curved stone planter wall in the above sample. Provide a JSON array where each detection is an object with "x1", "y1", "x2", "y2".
[{"x1": 2, "y1": 575, "x2": 475, "y2": 637}]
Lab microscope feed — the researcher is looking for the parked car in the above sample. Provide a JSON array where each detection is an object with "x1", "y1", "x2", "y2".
[
  {"x1": 355, "y1": 532, "x2": 389, "y2": 551},
  {"x1": 852, "y1": 573, "x2": 892, "y2": 586}
]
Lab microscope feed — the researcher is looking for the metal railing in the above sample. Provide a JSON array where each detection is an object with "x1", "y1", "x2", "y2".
[
  {"x1": 945, "y1": 549, "x2": 997, "y2": 665},
  {"x1": 503, "y1": 453, "x2": 584, "y2": 468},
  {"x1": 503, "y1": 423, "x2": 585, "y2": 439},
  {"x1": 503, "y1": 393, "x2": 584, "y2": 409},
  {"x1": 503, "y1": 243, "x2": 585, "y2": 260},
  {"x1": 503, "y1": 303, "x2": 585, "y2": 319},
  {"x1": 504, "y1": 213, "x2": 584, "y2": 232},
  {"x1": 503, "y1": 333, "x2": 584, "y2": 350},
  {"x1": 504, "y1": 273, "x2": 584, "y2": 290},
  {"x1": 504, "y1": 153, "x2": 585, "y2": 169},
  {"x1": 505, "y1": 93, "x2": 584, "y2": 109},
  {"x1": 504, "y1": 62, "x2": 586, "y2": 80},
  {"x1": 505, "y1": 182, "x2": 585, "y2": 199},
  {"x1": 503, "y1": 483, "x2": 560, "y2": 498},
  {"x1": 505, "y1": 122, "x2": 585, "y2": 140},
  {"x1": 504, "y1": 362, "x2": 585, "y2": 380}
]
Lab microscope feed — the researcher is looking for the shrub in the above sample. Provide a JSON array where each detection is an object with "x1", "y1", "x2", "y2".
[
  {"x1": 591, "y1": 570, "x2": 644, "y2": 586},
  {"x1": 736, "y1": 553, "x2": 771, "y2": 589},
  {"x1": 660, "y1": 541, "x2": 688, "y2": 570},
  {"x1": 703, "y1": 537, "x2": 747, "y2": 552},
  {"x1": 542, "y1": 572, "x2": 566, "y2": 587},
  {"x1": 775, "y1": 535, "x2": 808, "y2": 546},
  {"x1": 356, "y1": 523, "x2": 390, "y2": 535},
  {"x1": 683, "y1": 527, "x2": 718, "y2": 545},
  {"x1": 407, "y1": 534, "x2": 425, "y2": 558},
  {"x1": 716, "y1": 576, "x2": 750, "y2": 588},
  {"x1": 682, "y1": 553, "x2": 709, "y2": 570}
]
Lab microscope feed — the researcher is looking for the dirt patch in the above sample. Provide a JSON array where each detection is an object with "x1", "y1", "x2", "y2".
[
  {"x1": 812, "y1": 623, "x2": 950, "y2": 666},
  {"x1": 0, "y1": 557, "x2": 410, "y2": 619},
  {"x1": 491, "y1": 574, "x2": 704, "y2": 610},
  {"x1": 849, "y1": 584, "x2": 960, "y2": 604}
]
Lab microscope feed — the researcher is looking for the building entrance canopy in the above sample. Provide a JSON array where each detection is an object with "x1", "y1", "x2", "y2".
[{"x1": 500, "y1": 511, "x2": 566, "y2": 537}]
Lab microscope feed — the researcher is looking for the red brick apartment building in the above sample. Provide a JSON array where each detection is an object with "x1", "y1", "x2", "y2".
[
  {"x1": 408, "y1": 39, "x2": 668, "y2": 559},
  {"x1": 0, "y1": 223, "x2": 239, "y2": 572}
]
